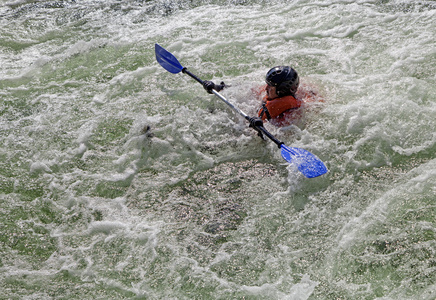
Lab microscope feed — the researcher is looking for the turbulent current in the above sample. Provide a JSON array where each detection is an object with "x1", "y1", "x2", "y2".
[{"x1": 1, "y1": 0, "x2": 435, "y2": 299}]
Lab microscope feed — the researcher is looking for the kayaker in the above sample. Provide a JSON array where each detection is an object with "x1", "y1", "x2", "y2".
[
  {"x1": 257, "y1": 66, "x2": 301, "y2": 123},
  {"x1": 203, "y1": 65, "x2": 321, "y2": 127}
]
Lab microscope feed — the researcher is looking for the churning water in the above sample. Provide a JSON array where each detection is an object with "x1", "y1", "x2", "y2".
[{"x1": 1, "y1": 0, "x2": 435, "y2": 299}]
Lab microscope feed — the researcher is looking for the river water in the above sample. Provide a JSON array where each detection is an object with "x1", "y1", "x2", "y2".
[{"x1": 1, "y1": 0, "x2": 435, "y2": 299}]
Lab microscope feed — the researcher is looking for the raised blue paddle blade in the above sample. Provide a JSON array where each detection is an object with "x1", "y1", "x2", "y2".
[
  {"x1": 280, "y1": 145, "x2": 328, "y2": 178},
  {"x1": 155, "y1": 43, "x2": 184, "y2": 74}
]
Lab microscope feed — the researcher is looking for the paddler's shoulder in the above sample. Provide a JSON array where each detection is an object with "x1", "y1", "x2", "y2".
[{"x1": 296, "y1": 83, "x2": 325, "y2": 103}]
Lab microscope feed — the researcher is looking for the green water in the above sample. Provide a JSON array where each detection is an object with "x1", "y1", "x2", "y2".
[{"x1": 1, "y1": 0, "x2": 435, "y2": 299}]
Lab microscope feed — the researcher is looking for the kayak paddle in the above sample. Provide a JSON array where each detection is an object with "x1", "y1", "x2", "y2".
[{"x1": 155, "y1": 43, "x2": 328, "y2": 178}]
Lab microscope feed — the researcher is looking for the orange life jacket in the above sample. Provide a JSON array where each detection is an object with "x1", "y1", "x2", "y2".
[{"x1": 257, "y1": 95, "x2": 302, "y2": 121}]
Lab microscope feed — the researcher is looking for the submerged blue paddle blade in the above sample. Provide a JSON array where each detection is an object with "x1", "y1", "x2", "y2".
[
  {"x1": 280, "y1": 145, "x2": 328, "y2": 178},
  {"x1": 155, "y1": 43, "x2": 184, "y2": 74}
]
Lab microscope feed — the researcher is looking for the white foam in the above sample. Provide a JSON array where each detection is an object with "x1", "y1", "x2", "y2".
[{"x1": 1, "y1": 1, "x2": 435, "y2": 299}]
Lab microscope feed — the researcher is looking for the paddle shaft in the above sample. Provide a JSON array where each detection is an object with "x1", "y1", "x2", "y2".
[{"x1": 182, "y1": 68, "x2": 283, "y2": 148}]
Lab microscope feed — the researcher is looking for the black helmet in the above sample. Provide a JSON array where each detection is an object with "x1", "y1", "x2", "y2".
[{"x1": 265, "y1": 66, "x2": 299, "y2": 97}]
